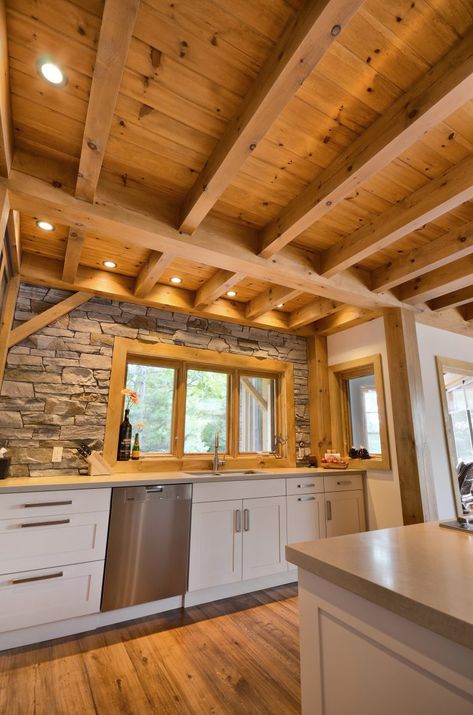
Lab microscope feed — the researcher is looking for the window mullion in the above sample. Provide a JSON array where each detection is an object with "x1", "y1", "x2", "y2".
[{"x1": 174, "y1": 363, "x2": 187, "y2": 459}]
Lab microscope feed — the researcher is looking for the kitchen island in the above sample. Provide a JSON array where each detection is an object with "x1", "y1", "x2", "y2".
[{"x1": 286, "y1": 522, "x2": 473, "y2": 715}]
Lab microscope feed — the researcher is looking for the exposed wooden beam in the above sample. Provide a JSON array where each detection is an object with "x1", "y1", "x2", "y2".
[
  {"x1": 19, "y1": 253, "x2": 316, "y2": 335},
  {"x1": 307, "y1": 335, "x2": 332, "y2": 462},
  {"x1": 179, "y1": 0, "x2": 364, "y2": 234},
  {"x1": 320, "y1": 153, "x2": 473, "y2": 277},
  {"x1": 312, "y1": 305, "x2": 381, "y2": 336},
  {"x1": 75, "y1": 0, "x2": 141, "y2": 202},
  {"x1": 6, "y1": 209, "x2": 20, "y2": 275},
  {"x1": 0, "y1": 0, "x2": 13, "y2": 177},
  {"x1": 134, "y1": 251, "x2": 175, "y2": 298},
  {"x1": 396, "y1": 255, "x2": 473, "y2": 305},
  {"x1": 7, "y1": 169, "x2": 409, "y2": 312},
  {"x1": 194, "y1": 270, "x2": 245, "y2": 310},
  {"x1": 372, "y1": 222, "x2": 473, "y2": 292},
  {"x1": 458, "y1": 302, "x2": 473, "y2": 322},
  {"x1": 0, "y1": 275, "x2": 19, "y2": 387},
  {"x1": 62, "y1": 228, "x2": 86, "y2": 283},
  {"x1": 428, "y1": 285, "x2": 473, "y2": 312},
  {"x1": 8, "y1": 291, "x2": 90, "y2": 347},
  {"x1": 260, "y1": 28, "x2": 473, "y2": 258},
  {"x1": 289, "y1": 298, "x2": 341, "y2": 329},
  {"x1": 246, "y1": 285, "x2": 302, "y2": 320}
]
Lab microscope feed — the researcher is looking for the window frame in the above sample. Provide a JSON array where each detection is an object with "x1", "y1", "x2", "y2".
[
  {"x1": 104, "y1": 338, "x2": 296, "y2": 471},
  {"x1": 328, "y1": 354, "x2": 391, "y2": 470}
]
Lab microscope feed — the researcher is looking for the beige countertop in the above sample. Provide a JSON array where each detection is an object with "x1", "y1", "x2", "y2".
[
  {"x1": 0, "y1": 467, "x2": 364, "y2": 493},
  {"x1": 286, "y1": 521, "x2": 473, "y2": 650}
]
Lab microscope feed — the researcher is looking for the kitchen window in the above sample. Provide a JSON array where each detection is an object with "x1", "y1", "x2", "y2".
[{"x1": 104, "y1": 338, "x2": 295, "y2": 469}]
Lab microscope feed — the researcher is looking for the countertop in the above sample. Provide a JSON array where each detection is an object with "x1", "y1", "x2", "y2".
[
  {"x1": 286, "y1": 521, "x2": 473, "y2": 650},
  {"x1": 0, "y1": 467, "x2": 364, "y2": 493}
]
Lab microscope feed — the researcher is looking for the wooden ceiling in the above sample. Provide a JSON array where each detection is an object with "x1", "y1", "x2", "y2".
[{"x1": 2, "y1": 0, "x2": 473, "y2": 335}]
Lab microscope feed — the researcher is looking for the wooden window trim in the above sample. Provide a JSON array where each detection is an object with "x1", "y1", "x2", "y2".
[
  {"x1": 329, "y1": 354, "x2": 391, "y2": 470},
  {"x1": 104, "y1": 338, "x2": 296, "y2": 472}
]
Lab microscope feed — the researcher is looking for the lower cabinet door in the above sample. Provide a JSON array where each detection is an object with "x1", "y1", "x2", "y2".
[
  {"x1": 242, "y1": 496, "x2": 287, "y2": 580},
  {"x1": 188, "y1": 500, "x2": 243, "y2": 591},
  {"x1": 286, "y1": 494, "x2": 326, "y2": 571},
  {"x1": 0, "y1": 560, "x2": 104, "y2": 632},
  {"x1": 325, "y1": 490, "x2": 366, "y2": 538}
]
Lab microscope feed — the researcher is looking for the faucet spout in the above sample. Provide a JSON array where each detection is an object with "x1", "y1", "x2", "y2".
[{"x1": 213, "y1": 432, "x2": 226, "y2": 472}]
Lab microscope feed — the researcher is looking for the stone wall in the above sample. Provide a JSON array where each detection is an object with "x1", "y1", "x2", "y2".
[{"x1": 0, "y1": 284, "x2": 310, "y2": 477}]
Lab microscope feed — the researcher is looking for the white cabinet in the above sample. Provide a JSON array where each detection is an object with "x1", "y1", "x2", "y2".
[
  {"x1": 287, "y1": 494, "x2": 326, "y2": 571},
  {"x1": 325, "y1": 490, "x2": 366, "y2": 538},
  {"x1": 242, "y1": 496, "x2": 287, "y2": 580}
]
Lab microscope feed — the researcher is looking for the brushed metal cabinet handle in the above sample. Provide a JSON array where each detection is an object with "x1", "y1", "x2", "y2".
[
  {"x1": 243, "y1": 508, "x2": 250, "y2": 532},
  {"x1": 298, "y1": 496, "x2": 316, "y2": 502},
  {"x1": 336, "y1": 481, "x2": 352, "y2": 486},
  {"x1": 297, "y1": 483, "x2": 315, "y2": 488},
  {"x1": 11, "y1": 571, "x2": 63, "y2": 585},
  {"x1": 326, "y1": 500, "x2": 332, "y2": 521},
  {"x1": 20, "y1": 519, "x2": 70, "y2": 528},
  {"x1": 235, "y1": 509, "x2": 241, "y2": 533},
  {"x1": 24, "y1": 501, "x2": 73, "y2": 508}
]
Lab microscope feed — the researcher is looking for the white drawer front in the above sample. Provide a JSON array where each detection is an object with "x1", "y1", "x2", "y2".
[
  {"x1": 323, "y1": 475, "x2": 363, "y2": 492},
  {"x1": 192, "y1": 479, "x2": 285, "y2": 503},
  {"x1": 286, "y1": 477, "x2": 324, "y2": 495},
  {"x1": 0, "y1": 488, "x2": 111, "y2": 519},
  {"x1": 0, "y1": 511, "x2": 109, "y2": 574},
  {"x1": 0, "y1": 561, "x2": 104, "y2": 632}
]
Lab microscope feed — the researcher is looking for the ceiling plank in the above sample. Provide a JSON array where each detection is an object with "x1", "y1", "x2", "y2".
[
  {"x1": 427, "y1": 285, "x2": 473, "y2": 312},
  {"x1": 194, "y1": 270, "x2": 246, "y2": 310},
  {"x1": 62, "y1": 228, "x2": 86, "y2": 283},
  {"x1": 0, "y1": 0, "x2": 13, "y2": 177},
  {"x1": 75, "y1": 0, "x2": 141, "y2": 202},
  {"x1": 312, "y1": 305, "x2": 381, "y2": 335},
  {"x1": 320, "y1": 153, "x2": 473, "y2": 277},
  {"x1": 134, "y1": 251, "x2": 175, "y2": 298},
  {"x1": 259, "y1": 28, "x2": 473, "y2": 258},
  {"x1": 7, "y1": 169, "x2": 407, "y2": 311},
  {"x1": 19, "y1": 253, "x2": 315, "y2": 335},
  {"x1": 246, "y1": 286, "x2": 302, "y2": 320},
  {"x1": 289, "y1": 298, "x2": 341, "y2": 329},
  {"x1": 372, "y1": 222, "x2": 473, "y2": 292},
  {"x1": 8, "y1": 291, "x2": 90, "y2": 347},
  {"x1": 396, "y1": 255, "x2": 473, "y2": 304},
  {"x1": 6, "y1": 209, "x2": 20, "y2": 275},
  {"x1": 179, "y1": 0, "x2": 364, "y2": 234}
]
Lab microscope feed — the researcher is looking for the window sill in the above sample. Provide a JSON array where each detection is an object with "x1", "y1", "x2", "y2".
[
  {"x1": 111, "y1": 455, "x2": 296, "y2": 473},
  {"x1": 348, "y1": 457, "x2": 391, "y2": 471}
]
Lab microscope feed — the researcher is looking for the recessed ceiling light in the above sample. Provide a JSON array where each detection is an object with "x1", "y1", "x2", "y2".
[
  {"x1": 226, "y1": 290, "x2": 237, "y2": 297},
  {"x1": 170, "y1": 276, "x2": 182, "y2": 284},
  {"x1": 38, "y1": 60, "x2": 66, "y2": 86},
  {"x1": 276, "y1": 303, "x2": 284, "y2": 308},
  {"x1": 36, "y1": 220, "x2": 55, "y2": 232},
  {"x1": 103, "y1": 260, "x2": 117, "y2": 269}
]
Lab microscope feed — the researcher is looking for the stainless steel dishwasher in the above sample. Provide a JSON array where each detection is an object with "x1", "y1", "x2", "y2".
[{"x1": 101, "y1": 483, "x2": 192, "y2": 611}]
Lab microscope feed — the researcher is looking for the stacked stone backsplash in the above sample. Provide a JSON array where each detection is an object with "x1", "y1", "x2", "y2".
[{"x1": 0, "y1": 283, "x2": 310, "y2": 477}]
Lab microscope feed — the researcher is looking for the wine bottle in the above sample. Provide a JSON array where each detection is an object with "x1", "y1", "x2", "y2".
[
  {"x1": 117, "y1": 408, "x2": 132, "y2": 461},
  {"x1": 131, "y1": 432, "x2": 140, "y2": 460}
]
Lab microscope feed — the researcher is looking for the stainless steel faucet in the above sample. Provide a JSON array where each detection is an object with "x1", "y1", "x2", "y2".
[{"x1": 213, "y1": 432, "x2": 226, "y2": 472}]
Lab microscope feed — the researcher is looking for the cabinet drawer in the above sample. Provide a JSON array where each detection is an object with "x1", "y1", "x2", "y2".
[
  {"x1": 0, "y1": 561, "x2": 104, "y2": 632},
  {"x1": 323, "y1": 475, "x2": 363, "y2": 492},
  {"x1": 286, "y1": 477, "x2": 324, "y2": 495},
  {"x1": 192, "y1": 479, "x2": 285, "y2": 503},
  {"x1": 0, "y1": 489, "x2": 111, "y2": 520},
  {"x1": 0, "y1": 511, "x2": 109, "y2": 574}
]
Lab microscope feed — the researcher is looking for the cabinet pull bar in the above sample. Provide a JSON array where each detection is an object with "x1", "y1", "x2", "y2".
[
  {"x1": 11, "y1": 571, "x2": 63, "y2": 585},
  {"x1": 297, "y1": 496, "x2": 316, "y2": 502},
  {"x1": 24, "y1": 500, "x2": 73, "y2": 508},
  {"x1": 336, "y1": 481, "x2": 352, "y2": 486},
  {"x1": 243, "y1": 508, "x2": 250, "y2": 532},
  {"x1": 297, "y1": 483, "x2": 315, "y2": 488},
  {"x1": 326, "y1": 500, "x2": 332, "y2": 521},
  {"x1": 235, "y1": 509, "x2": 241, "y2": 533},
  {"x1": 20, "y1": 519, "x2": 70, "y2": 528}
]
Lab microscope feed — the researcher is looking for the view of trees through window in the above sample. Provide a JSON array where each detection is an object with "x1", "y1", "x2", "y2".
[
  {"x1": 239, "y1": 375, "x2": 276, "y2": 453},
  {"x1": 444, "y1": 374, "x2": 473, "y2": 464},
  {"x1": 184, "y1": 369, "x2": 228, "y2": 453},
  {"x1": 347, "y1": 373, "x2": 381, "y2": 454},
  {"x1": 126, "y1": 362, "x2": 175, "y2": 453}
]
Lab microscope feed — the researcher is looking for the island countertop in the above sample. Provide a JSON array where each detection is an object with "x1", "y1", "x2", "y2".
[{"x1": 286, "y1": 521, "x2": 473, "y2": 650}]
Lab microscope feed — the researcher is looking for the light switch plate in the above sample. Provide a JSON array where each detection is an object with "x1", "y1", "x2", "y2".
[{"x1": 52, "y1": 446, "x2": 63, "y2": 463}]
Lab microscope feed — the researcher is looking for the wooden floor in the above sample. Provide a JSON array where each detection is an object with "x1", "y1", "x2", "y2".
[{"x1": 0, "y1": 584, "x2": 300, "y2": 715}]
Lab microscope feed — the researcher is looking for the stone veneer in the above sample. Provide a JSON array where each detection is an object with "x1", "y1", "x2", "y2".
[{"x1": 0, "y1": 284, "x2": 310, "y2": 477}]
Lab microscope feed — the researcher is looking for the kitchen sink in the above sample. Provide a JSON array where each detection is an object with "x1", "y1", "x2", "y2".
[{"x1": 187, "y1": 470, "x2": 264, "y2": 476}]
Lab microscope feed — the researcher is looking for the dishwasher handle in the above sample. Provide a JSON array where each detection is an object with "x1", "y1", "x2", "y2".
[{"x1": 145, "y1": 486, "x2": 164, "y2": 493}]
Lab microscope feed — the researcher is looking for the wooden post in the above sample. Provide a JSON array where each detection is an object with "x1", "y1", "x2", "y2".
[
  {"x1": 383, "y1": 308, "x2": 437, "y2": 524},
  {"x1": 0, "y1": 274, "x2": 20, "y2": 388},
  {"x1": 307, "y1": 335, "x2": 332, "y2": 463}
]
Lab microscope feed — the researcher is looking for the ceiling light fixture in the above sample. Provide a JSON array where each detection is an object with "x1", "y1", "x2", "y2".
[
  {"x1": 36, "y1": 220, "x2": 55, "y2": 232},
  {"x1": 38, "y1": 60, "x2": 66, "y2": 86},
  {"x1": 276, "y1": 303, "x2": 284, "y2": 308},
  {"x1": 102, "y1": 260, "x2": 117, "y2": 269},
  {"x1": 170, "y1": 276, "x2": 182, "y2": 284},
  {"x1": 226, "y1": 290, "x2": 237, "y2": 297}
]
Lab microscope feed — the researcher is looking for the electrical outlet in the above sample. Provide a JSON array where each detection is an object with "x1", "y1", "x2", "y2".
[{"x1": 52, "y1": 446, "x2": 63, "y2": 463}]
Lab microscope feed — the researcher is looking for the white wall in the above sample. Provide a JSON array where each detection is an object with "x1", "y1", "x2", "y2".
[
  {"x1": 327, "y1": 318, "x2": 403, "y2": 530},
  {"x1": 416, "y1": 322, "x2": 473, "y2": 520}
]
